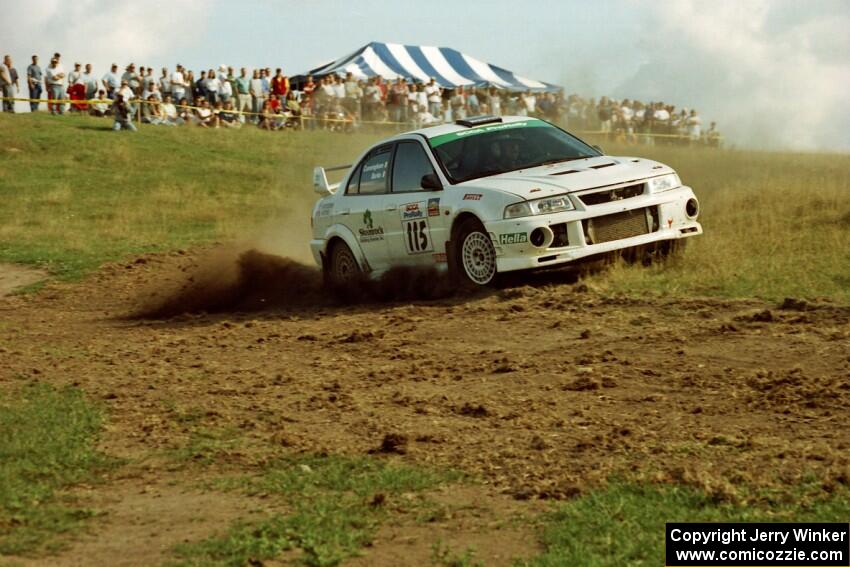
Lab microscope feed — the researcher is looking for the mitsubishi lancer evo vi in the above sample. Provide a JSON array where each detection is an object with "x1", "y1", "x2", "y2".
[{"x1": 310, "y1": 115, "x2": 702, "y2": 287}]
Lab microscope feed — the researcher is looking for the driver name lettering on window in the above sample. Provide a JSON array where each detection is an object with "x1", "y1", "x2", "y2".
[{"x1": 364, "y1": 162, "x2": 387, "y2": 181}]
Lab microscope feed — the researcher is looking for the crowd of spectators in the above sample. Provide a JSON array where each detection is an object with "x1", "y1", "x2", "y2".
[{"x1": 0, "y1": 53, "x2": 721, "y2": 145}]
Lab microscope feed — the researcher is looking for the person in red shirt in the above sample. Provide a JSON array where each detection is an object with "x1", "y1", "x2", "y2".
[
  {"x1": 375, "y1": 76, "x2": 388, "y2": 101},
  {"x1": 271, "y1": 69, "x2": 288, "y2": 98},
  {"x1": 269, "y1": 93, "x2": 281, "y2": 112}
]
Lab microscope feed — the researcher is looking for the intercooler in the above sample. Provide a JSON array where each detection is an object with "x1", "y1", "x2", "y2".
[{"x1": 583, "y1": 207, "x2": 656, "y2": 244}]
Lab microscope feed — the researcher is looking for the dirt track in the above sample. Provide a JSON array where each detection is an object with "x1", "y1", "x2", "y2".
[{"x1": 1, "y1": 250, "x2": 849, "y2": 564}]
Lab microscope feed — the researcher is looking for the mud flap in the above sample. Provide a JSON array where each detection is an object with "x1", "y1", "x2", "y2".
[{"x1": 445, "y1": 240, "x2": 462, "y2": 288}]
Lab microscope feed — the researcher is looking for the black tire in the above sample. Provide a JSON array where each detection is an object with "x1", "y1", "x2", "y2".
[
  {"x1": 452, "y1": 217, "x2": 498, "y2": 287},
  {"x1": 326, "y1": 240, "x2": 360, "y2": 288}
]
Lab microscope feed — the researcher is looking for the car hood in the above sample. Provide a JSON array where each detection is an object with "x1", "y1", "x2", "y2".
[{"x1": 457, "y1": 156, "x2": 675, "y2": 200}]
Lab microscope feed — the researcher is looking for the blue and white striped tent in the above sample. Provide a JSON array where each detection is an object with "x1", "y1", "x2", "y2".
[{"x1": 295, "y1": 42, "x2": 561, "y2": 92}]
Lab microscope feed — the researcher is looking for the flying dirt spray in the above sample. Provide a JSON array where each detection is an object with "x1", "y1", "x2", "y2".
[{"x1": 130, "y1": 247, "x2": 458, "y2": 319}]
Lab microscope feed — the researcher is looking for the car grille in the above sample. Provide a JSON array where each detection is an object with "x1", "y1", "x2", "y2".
[
  {"x1": 579, "y1": 183, "x2": 645, "y2": 206},
  {"x1": 583, "y1": 207, "x2": 651, "y2": 244}
]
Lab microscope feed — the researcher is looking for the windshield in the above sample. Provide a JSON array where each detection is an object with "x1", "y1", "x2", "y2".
[{"x1": 429, "y1": 119, "x2": 600, "y2": 183}]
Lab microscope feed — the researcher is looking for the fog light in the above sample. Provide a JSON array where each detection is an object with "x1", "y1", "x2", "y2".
[
  {"x1": 529, "y1": 227, "x2": 554, "y2": 248},
  {"x1": 685, "y1": 198, "x2": 699, "y2": 218}
]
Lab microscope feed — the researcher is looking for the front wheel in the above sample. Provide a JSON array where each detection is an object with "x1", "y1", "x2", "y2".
[
  {"x1": 453, "y1": 218, "x2": 497, "y2": 286},
  {"x1": 326, "y1": 240, "x2": 360, "y2": 288}
]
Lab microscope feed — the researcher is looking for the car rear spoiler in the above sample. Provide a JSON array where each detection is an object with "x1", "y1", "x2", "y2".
[{"x1": 313, "y1": 164, "x2": 351, "y2": 196}]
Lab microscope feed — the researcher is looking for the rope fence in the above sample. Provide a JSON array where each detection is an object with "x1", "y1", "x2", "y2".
[{"x1": 0, "y1": 96, "x2": 722, "y2": 142}]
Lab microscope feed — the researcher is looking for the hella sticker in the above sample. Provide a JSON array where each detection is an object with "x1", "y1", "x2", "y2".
[{"x1": 499, "y1": 232, "x2": 528, "y2": 245}]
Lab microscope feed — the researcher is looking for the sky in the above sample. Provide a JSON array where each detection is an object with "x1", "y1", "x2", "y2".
[{"x1": 4, "y1": 0, "x2": 849, "y2": 151}]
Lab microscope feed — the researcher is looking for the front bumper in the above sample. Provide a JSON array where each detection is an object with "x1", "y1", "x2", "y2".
[{"x1": 487, "y1": 185, "x2": 702, "y2": 273}]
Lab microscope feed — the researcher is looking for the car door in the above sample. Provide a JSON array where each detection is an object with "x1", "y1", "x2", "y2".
[
  {"x1": 383, "y1": 140, "x2": 450, "y2": 267},
  {"x1": 336, "y1": 145, "x2": 392, "y2": 272}
]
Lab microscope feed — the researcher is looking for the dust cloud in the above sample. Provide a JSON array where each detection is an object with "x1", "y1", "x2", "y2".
[
  {"x1": 631, "y1": 2, "x2": 849, "y2": 151},
  {"x1": 130, "y1": 248, "x2": 459, "y2": 319}
]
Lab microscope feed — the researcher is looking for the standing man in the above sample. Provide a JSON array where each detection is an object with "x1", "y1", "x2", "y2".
[
  {"x1": 68, "y1": 62, "x2": 82, "y2": 87},
  {"x1": 66, "y1": 63, "x2": 85, "y2": 112},
  {"x1": 425, "y1": 78, "x2": 442, "y2": 118},
  {"x1": 219, "y1": 69, "x2": 232, "y2": 106},
  {"x1": 687, "y1": 109, "x2": 702, "y2": 143},
  {"x1": 82, "y1": 64, "x2": 97, "y2": 102},
  {"x1": 170, "y1": 64, "x2": 187, "y2": 102},
  {"x1": 26, "y1": 55, "x2": 43, "y2": 112},
  {"x1": 225, "y1": 67, "x2": 238, "y2": 108},
  {"x1": 159, "y1": 67, "x2": 171, "y2": 100},
  {"x1": 331, "y1": 74, "x2": 345, "y2": 101},
  {"x1": 195, "y1": 70, "x2": 207, "y2": 101},
  {"x1": 122, "y1": 64, "x2": 140, "y2": 96},
  {"x1": 234, "y1": 68, "x2": 251, "y2": 122},
  {"x1": 271, "y1": 68, "x2": 287, "y2": 99},
  {"x1": 249, "y1": 69, "x2": 263, "y2": 122},
  {"x1": 260, "y1": 68, "x2": 271, "y2": 105},
  {"x1": 102, "y1": 63, "x2": 120, "y2": 99},
  {"x1": 389, "y1": 78, "x2": 409, "y2": 124},
  {"x1": 343, "y1": 72, "x2": 361, "y2": 119},
  {"x1": 203, "y1": 68, "x2": 220, "y2": 105},
  {"x1": 301, "y1": 74, "x2": 316, "y2": 127},
  {"x1": 363, "y1": 77, "x2": 380, "y2": 121},
  {"x1": 0, "y1": 55, "x2": 15, "y2": 113},
  {"x1": 44, "y1": 56, "x2": 66, "y2": 115}
]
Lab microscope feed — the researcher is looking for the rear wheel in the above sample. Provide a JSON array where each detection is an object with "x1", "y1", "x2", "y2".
[
  {"x1": 453, "y1": 218, "x2": 497, "y2": 286},
  {"x1": 326, "y1": 241, "x2": 359, "y2": 287}
]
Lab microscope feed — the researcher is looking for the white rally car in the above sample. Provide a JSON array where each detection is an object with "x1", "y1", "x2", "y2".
[{"x1": 310, "y1": 116, "x2": 702, "y2": 286}]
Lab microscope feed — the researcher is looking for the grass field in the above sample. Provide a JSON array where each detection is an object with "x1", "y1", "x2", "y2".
[
  {"x1": 0, "y1": 384, "x2": 112, "y2": 555},
  {"x1": 1, "y1": 113, "x2": 849, "y2": 565},
  {"x1": 1, "y1": 112, "x2": 848, "y2": 300}
]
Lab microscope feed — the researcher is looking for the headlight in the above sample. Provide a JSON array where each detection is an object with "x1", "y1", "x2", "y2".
[
  {"x1": 533, "y1": 196, "x2": 573, "y2": 214},
  {"x1": 647, "y1": 173, "x2": 681, "y2": 194},
  {"x1": 504, "y1": 195, "x2": 575, "y2": 219},
  {"x1": 504, "y1": 202, "x2": 532, "y2": 219}
]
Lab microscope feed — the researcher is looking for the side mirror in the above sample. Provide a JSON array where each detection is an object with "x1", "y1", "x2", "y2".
[
  {"x1": 592, "y1": 144, "x2": 604, "y2": 155},
  {"x1": 421, "y1": 173, "x2": 443, "y2": 191}
]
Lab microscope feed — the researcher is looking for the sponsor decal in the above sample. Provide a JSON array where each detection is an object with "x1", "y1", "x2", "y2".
[
  {"x1": 318, "y1": 202, "x2": 334, "y2": 217},
  {"x1": 427, "y1": 198, "x2": 440, "y2": 217},
  {"x1": 401, "y1": 202, "x2": 424, "y2": 220},
  {"x1": 432, "y1": 252, "x2": 447, "y2": 263},
  {"x1": 463, "y1": 193, "x2": 483, "y2": 201},
  {"x1": 499, "y1": 232, "x2": 528, "y2": 245},
  {"x1": 429, "y1": 119, "x2": 549, "y2": 147},
  {"x1": 403, "y1": 218, "x2": 433, "y2": 254},
  {"x1": 359, "y1": 227, "x2": 384, "y2": 242},
  {"x1": 667, "y1": 218, "x2": 673, "y2": 228},
  {"x1": 530, "y1": 188, "x2": 542, "y2": 193},
  {"x1": 359, "y1": 209, "x2": 384, "y2": 242}
]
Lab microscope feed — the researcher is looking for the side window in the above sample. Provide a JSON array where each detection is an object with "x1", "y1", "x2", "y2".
[
  {"x1": 358, "y1": 146, "x2": 392, "y2": 195},
  {"x1": 345, "y1": 163, "x2": 362, "y2": 195},
  {"x1": 392, "y1": 141, "x2": 436, "y2": 193}
]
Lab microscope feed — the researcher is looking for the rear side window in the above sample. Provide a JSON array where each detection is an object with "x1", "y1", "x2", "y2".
[
  {"x1": 345, "y1": 163, "x2": 362, "y2": 195},
  {"x1": 358, "y1": 146, "x2": 392, "y2": 195},
  {"x1": 392, "y1": 141, "x2": 436, "y2": 193}
]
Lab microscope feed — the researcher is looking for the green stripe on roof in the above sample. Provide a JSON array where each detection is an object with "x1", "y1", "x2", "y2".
[{"x1": 429, "y1": 119, "x2": 549, "y2": 147}]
